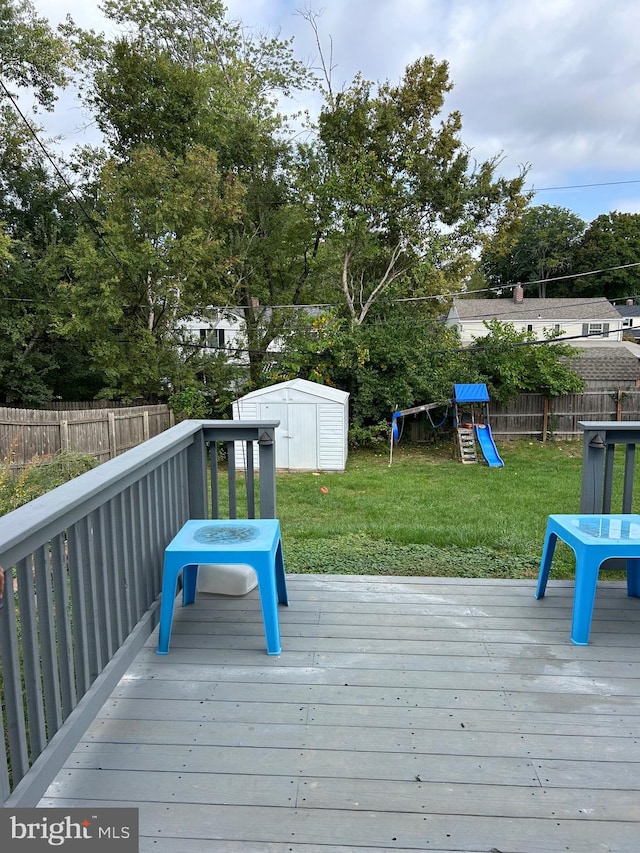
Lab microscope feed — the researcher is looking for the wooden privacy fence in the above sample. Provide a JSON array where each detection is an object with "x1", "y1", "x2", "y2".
[
  {"x1": 406, "y1": 390, "x2": 640, "y2": 442},
  {"x1": 0, "y1": 404, "x2": 174, "y2": 469},
  {"x1": 490, "y1": 391, "x2": 640, "y2": 440}
]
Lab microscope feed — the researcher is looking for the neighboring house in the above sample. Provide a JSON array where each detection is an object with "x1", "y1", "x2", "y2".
[
  {"x1": 181, "y1": 304, "x2": 326, "y2": 365},
  {"x1": 181, "y1": 310, "x2": 247, "y2": 361},
  {"x1": 445, "y1": 285, "x2": 624, "y2": 345},
  {"x1": 615, "y1": 300, "x2": 640, "y2": 342}
]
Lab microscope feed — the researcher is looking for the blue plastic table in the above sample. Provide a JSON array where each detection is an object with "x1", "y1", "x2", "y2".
[
  {"x1": 535, "y1": 514, "x2": 640, "y2": 645},
  {"x1": 157, "y1": 519, "x2": 288, "y2": 656}
]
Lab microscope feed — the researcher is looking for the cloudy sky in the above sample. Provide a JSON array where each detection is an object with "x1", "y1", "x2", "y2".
[{"x1": 33, "y1": 0, "x2": 640, "y2": 222}]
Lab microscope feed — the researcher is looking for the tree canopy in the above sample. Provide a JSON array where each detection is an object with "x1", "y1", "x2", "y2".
[
  {"x1": 1, "y1": 0, "x2": 586, "y2": 421},
  {"x1": 481, "y1": 204, "x2": 586, "y2": 298},
  {"x1": 570, "y1": 212, "x2": 640, "y2": 301}
]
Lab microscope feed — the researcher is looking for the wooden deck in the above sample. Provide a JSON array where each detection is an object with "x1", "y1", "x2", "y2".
[{"x1": 40, "y1": 574, "x2": 640, "y2": 852}]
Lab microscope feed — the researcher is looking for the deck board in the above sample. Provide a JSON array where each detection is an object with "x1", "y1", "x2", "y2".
[{"x1": 40, "y1": 574, "x2": 640, "y2": 852}]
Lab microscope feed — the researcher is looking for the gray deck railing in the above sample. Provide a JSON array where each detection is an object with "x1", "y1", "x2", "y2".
[
  {"x1": 0, "y1": 419, "x2": 278, "y2": 807},
  {"x1": 579, "y1": 421, "x2": 640, "y2": 513}
]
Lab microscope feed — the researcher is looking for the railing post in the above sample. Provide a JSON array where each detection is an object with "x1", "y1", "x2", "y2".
[
  {"x1": 579, "y1": 422, "x2": 640, "y2": 513},
  {"x1": 187, "y1": 425, "x2": 208, "y2": 518},
  {"x1": 258, "y1": 427, "x2": 277, "y2": 518},
  {"x1": 579, "y1": 425, "x2": 606, "y2": 513}
]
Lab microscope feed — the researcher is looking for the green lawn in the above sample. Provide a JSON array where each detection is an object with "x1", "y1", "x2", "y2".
[{"x1": 266, "y1": 439, "x2": 635, "y2": 579}]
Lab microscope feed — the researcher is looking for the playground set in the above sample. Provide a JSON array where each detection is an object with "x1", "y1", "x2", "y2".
[{"x1": 390, "y1": 383, "x2": 504, "y2": 467}]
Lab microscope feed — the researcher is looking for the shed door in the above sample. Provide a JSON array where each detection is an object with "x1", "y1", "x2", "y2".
[
  {"x1": 261, "y1": 403, "x2": 289, "y2": 468},
  {"x1": 288, "y1": 404, "x2": 318, "y2": 469}
]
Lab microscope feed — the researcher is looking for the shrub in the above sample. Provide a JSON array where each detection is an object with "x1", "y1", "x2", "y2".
[
  {"x1": 348, "y1": 421, "x2": 391, "y2": 449},
  {"x1": 0, "y1": 451, "x2": 99, "y2": 515}
]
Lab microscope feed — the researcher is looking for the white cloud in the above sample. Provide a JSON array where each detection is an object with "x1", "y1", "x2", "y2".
[{"x1": 33, "y1": 0, "x2": 640, "y2": 220}]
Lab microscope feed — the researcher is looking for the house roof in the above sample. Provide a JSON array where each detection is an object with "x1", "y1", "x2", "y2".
[
  {"x1": 615, "y1": 304, "x2": 640, "y2": 318},
  {"x1": 569, "y1": 344, "x2": 640, "y2": 384},
  {"x1": 450, "y1": 297, "x2": 621, "y2": 322}
]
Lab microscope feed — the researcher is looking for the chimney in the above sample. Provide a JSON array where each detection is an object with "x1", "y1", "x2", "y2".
[
  {"x1": 627, "y1": 299, "x2": 634, "y2": 306},
  {"x1": 513, "y1": 285, "x2": 524, "y2": 304}
]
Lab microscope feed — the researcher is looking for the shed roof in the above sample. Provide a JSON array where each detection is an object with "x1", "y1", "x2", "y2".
[
  {"x1": 238, "y1": 378, "x2": 349, "y2": 403},
  {"x1": 450, "y1": 297, "x2": 620, "y2": 322}
]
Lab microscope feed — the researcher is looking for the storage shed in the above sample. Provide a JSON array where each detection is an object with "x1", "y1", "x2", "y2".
[{"x1": 232, "y1": 378, "x2": 349, "y2": 471}]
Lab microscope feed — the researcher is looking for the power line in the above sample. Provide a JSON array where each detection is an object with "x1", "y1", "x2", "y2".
[
  {"x1": 0, "y1": 79, "x2": 136, "y2": 285},
  {"x1": 531, "y1": 179, "x2": 640, "y2": 192}
]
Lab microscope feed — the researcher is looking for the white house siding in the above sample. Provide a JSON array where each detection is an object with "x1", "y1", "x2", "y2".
[{"x1": 454, "y1": 318, "x2": 621, "y2": 345}]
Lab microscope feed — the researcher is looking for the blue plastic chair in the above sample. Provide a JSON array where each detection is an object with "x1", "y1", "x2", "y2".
[
  {"x1": 535, "y1": 514, "x2": 640, "y2": 645},
  {"x1": 157, "y1": 519, "x2": 288, "y2": 655}
]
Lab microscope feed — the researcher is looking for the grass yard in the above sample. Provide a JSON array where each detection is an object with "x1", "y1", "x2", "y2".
[{"x1": 267, "y1": 439, "x2": 637, "y2": 580}]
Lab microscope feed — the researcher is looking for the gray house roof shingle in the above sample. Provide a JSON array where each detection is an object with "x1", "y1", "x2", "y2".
[
  {"x1": 569, "y1": 344, "x2": 640, "y2": 386},
  {"x1": 451, "y1": 297, "x2": 621, "y2": 323}
]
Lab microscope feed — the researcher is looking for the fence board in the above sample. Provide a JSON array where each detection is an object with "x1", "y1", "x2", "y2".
[
  {"x1": 407, "y1": 390, "x2": 640, "y2": 442},
  {"x1": 0, "y1": 404, "x2": 174, "y2": 469}
]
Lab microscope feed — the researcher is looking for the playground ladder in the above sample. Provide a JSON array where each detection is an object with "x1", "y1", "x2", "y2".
[{"x1": 457, "y1": 427, "x2": 477, "y2": 464}]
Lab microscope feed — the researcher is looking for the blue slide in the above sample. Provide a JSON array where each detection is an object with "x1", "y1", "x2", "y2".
[{"x1": 474, "y1": 424, "x2": 505, "y2": 467}]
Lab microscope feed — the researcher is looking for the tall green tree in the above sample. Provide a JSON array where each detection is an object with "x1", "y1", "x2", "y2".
[
  {"x1": 481, "y1": 204, "x2": 586, "y2": 297},
  {"x1": 295, "y1": 25, "x2": 529, "y2": 326},
  {"x1": 0, "y1": 0, "x2": 69, "y2": 109},
  {"x1": 63, "y1": 0, "x2": 317, "y2": 390},
  {"x1": 59, "y1": 144, "x2": 244, "y2": 399},
  {"x1": 571, "y1": 212, "x2": 640, "y2": 300},
  {"x1": 0, "y1": 5, "x2": 77, "y2": 404}
]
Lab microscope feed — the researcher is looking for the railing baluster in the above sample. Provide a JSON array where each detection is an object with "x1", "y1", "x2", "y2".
[
  {"x1": 51, "y1": 532, "x2": 76, "y2": 718},
  {"x1": 1, "y1": 563, "x2": 30, "y2": 784},
  {"x1": 246, "y1": 441, "x2": 255, "y2": 518},
  {"x1": 227, "y1": 440, "x2": 237, "y2": 518},
  {"x1": 67, "y1": 523, "x2": 91, "y2": 697},
  {"x1": 33, "y1": 545, "x2": 63, "y2": 737},
  {"x1": 602, "y1": 444, "x2": 615, "y2": 512},
  {"x1": 210, "y1": 441, "x2": 219, "y2": 518},
  {"x1": 131, "y1": 480, "x2": 147, "y2": 616},
  {"x1": 623, "y1": 443, "x2": 636, "y2": 512},
  {"x1": 97, "y1": 504, "x2": 116, "y2": 661},
  {"x1": 16, "y1": 557, "x2": 47, "y2": 759}
]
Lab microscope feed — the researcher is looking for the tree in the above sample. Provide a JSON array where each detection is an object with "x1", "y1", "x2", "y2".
[
  {"x1": 63, "y1": 0, "x2": 318, "y2": 390},
  {"x1": 295, "y1": 17, "x2": 529, "y2": 326},
  {"x1": 267, "y1": 302, "x2": 477, "y2": 426},
  {"x1": 0, "y1": 1, "x2": 81, "y2": 404},
  {"x1": 467, "y1": 319, "x2": 584, "y2": 404},
  {"x1": 0, "y1": 0, "x2": 69, "y2": 110},
  {"x1": 0, "y1": 106, "x2": 98, "y2": 405},
  {"x1": 571, "y1": 212, "x2": 640, "y2": 301},
  {"x1": 481, "y1": 204, "x2": 586, "y2": 298},
  {"x1": 57, "y1": 144, "x2": 244, "y2": 400}
]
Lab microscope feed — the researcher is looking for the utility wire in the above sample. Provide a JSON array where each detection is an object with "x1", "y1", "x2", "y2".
[
  {"x1": 3, "y1": 80, "x2": 640, "y2": 332},
  {"x1": 0, "y1": 79, "x2": 135, "y2": 284},
  {"x1": 532, "y1": 179, "x2": 640, "y2": 192}
]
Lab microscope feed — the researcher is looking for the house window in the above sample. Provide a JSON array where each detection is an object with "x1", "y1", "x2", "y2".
[
  {"x1": 554, "y1": 324, "x2": 561, "y2": 333},
  {"x1": 623, "y1": 317, "x2": 634, "y2": 328},
  {"x1": 588, "y1": 323, "x2": 603, "y2": 337},
  {"x1": 526, "y1": 324, "x2": 533, "y2": 332},
  {"x1": 199, "y1": 328, "x2": 225, "y2": 348}
]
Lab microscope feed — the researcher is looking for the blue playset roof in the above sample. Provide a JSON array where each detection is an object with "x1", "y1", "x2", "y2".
[{"x1": 453, "y1": 384, "x2": 490, "y2": 404}]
